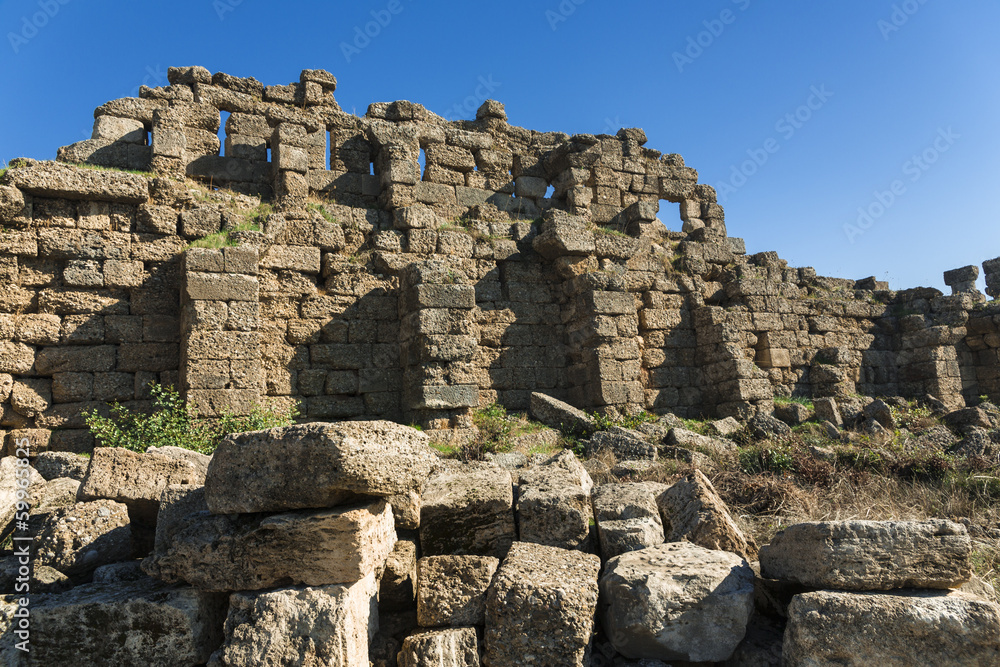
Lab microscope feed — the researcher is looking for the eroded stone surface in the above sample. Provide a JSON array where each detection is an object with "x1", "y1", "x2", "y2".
[
  {"x1": 600, "y1": 542, "x2": 754, "y2": 663},
  {"x1": 485, "y1": 541, "x2": 601, "y2": 667},
  {"x1": 416, "y1": 555, "x2": 499, "y2": 627},
  {"x1": 33, "y1": 499, "x2": 132, "y2": 576},
  {"x1": 419, "y1": 466, "x2": 514, "y2": 558},
  {"x1": 656, "y1": 469, "x2": 755, "y2": 559},
  {"x1": 397, "y1": 627, "x2": 480, "y2": 667},
  {"x1": 592, "y1": 482, "x2": 665, "y2": 560},
  {"x1": 205, "y1": 421, "x2": 436, "y2": 514},
  {"x1": 759, "y1": 519, "x2": 971, "y2": 590},
  {"x1": 783, "y1": 589, "x2": 1000, "y2": 666}
]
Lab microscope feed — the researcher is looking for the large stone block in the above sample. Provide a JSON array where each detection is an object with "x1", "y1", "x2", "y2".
[
  {"x1": 398, "y1": 627, "x2": 480, "y2": 667},
  {"x1": 204, "y1": 421, "x2": 436, "y2": 515},
  {"x1": 184, "y1": 272, "x2": 258, "y2": 301},
  {"x1": 529, "y1": 392, "x2": 597, "y2": 436},
  {"x1": 143, "y1": 487, "x2": 396, "y2": 592},
  {"x1": 12, "y1": 578, "x2": 227, "y2": 666},
  {"x1": 759, "y1": 519, "x2": 971, "y2": 590},
  {"x1": 656, "y1": 469, "x2": 755, "y2": 559},
  {"x1": 600, "y1": 542, "x2": 754, "y2": 663},
  {"x1": 484, "y1": 541, "x2": 601, "y2": 667},
  {"x1": 5, "y1": 161, "x2": 149, "y2": 204},
  {"x1": 532, "y1": 213, "x2": 595, "y2": 259},
  {"x1": 516, "y1": 466, "x2": 592, "y2": 551},
  {"x1": 592, "y1": 482, "x2": 665, "y2": 561},
  {"x1": 212, "y1": 574, "x2": 378, "y2": 667},
  {"x1": 416, "y1": 555, "x2": 499, "y2": 627},
  {"x1": 419, "y1": 466, "x2": 515, "y2": 558},
  {"x1": 33, "y1": 499, "x2": 132, "y2": 576},
  {"x1": 783, "y1": 589, "x2": 1000, "y2": 666},
  {"x1": 78, "y1": 447, "x2": 204, "y2": 523}
]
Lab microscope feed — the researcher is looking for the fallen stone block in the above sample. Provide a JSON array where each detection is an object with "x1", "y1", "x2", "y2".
[
  {"x1": 79, "y1": 447, "x2": 204, "y2": 523},
  {"x1": 665, "y1": 427, "x2": 737, "y2": 460},
  {"x1": 417, "y1": 555, "x2": 499, "y2": 627},
  {"x1": 211, "y1": 573, "x2": 378, "y2": 667},
  {"x1": 783, "y1": 589, "x2": 1000, "y2": 666},
  {"x1": 13, "y1": 578, "x2": 227, "y2": 666},
  {"x1": 759, "y1": 519, "x2": 971, "y2": 590},
  {"x1": 33, "y1": 499, "x2": 132, "y2": 576},
  {"x1": 529, "y1": 391, "x2": 597, "y2": 436},
  {"x1": 516, "y1": 466, "x2": 592, "y2": 550},
  {"x1": 419, "y1": 466, "x2": 515, "y2": 558},
  {"x1": 586, "y1": 429, "x2": 657, "y2": 461},
  {"x1": 31, "y1": 451, "x2": 90, "y2": 481},
  {"x1": 397, "y1": 627, "x2": 480, "y2": 667},
  {"x1": 205, "y1": 420, "x2": 437, "y2": 514},
  {"x1": 600, "y1": 542, "x2": 754, "y2": 663},
  {"x1": 485, "y1": 541, "x2": 601, "y2": 667},
  {"x1": 656, "y1": 470, "x2": 755, "y2": 559},
  {"x1": 1, "y1": 458, "x2": 44, "y2": 538},
  {"x1": 143, "y1": 487, "x2": 395, "y2": 592},
  {"x1": 592, "y1": 482, "x2": 665, "y2": 561}
]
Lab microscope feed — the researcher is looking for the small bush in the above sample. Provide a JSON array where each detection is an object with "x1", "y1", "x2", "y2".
[
  {"x1": 84, "y1": 384, "x2": 297, "y2": 455},
  {"x1": 739, "y1": 444, "x2": 795, "y2": 475}
]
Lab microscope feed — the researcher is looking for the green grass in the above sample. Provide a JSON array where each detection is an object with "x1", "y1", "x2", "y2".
[
  {"x1": 774, "y1": 395, "x2": 815, "y2": 410},
  {"x1": 71, "y1": 162, "x2": 155, "y2": 178},
  {"x1": 187, "y1": 222, "x2": 261, "y2": 249},
  {"x1": 593, "y1": 225, "x2": 631, "y2": 238},
  {"x1": 307, "y1": 202, "x2": 339, "y2": 225}
]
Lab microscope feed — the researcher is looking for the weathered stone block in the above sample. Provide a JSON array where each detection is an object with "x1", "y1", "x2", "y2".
[
  {"x1": 592, "y1": 482, "x2": 665, "y2": 561},
  {"x1": 398, "y1": 628, "x2": 481, "y2": 667},
  {"x1": 759, "y1": 519, "x2": 971, "y2": 590},
  {"x1": 420, "y1": 467, "x2": 515, "y2": 558},
  {"x1": 204, "y1": 421, "x2": 436, "y2": 515},
  {"x1": 79, "y1": 447, "x2": 204, "y2": 523},
  {"x1": 656, "y1": 469, "x2": 754, "y2": 559},
  {"x1": 143, "y1": 487, "x2": 396, "y2": 592},
  {"x1": 784, "y1": 589, "x2": 1000, "y2": 667},
  {"x1": 214, "y1": 574, "x2": 378, "y2": 667},
  {"x1": 184, "y1": 272, "x2": 258, "y2": 301},
  {"x1": 33, "y1": 499, "x2": 132, "y2": 576},
  {"x1": 260, "y1": 245, "x2": 321, "y2": 273},
  {"x1": 17, "y1": 578, "x2": 227, "y2": 666},
  {"x1": 416, "y1": 555, "x2": 499, "y2": 627},
  {"x1": 484, "y1": 541, "x2": 601, "y2": 667},
  {"x1": 600, "y1": 542, "x2": 754, "y2": 663}
]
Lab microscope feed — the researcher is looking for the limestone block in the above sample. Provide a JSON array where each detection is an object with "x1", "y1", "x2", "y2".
[
  {"x1": 0, "y1": 186, "x2": 25, "y2": 223},
  {"x1": 516, "y1": 466, "x2": 592, "y2": 550},
  {"x1": 180, "y1": 206, "x2": 222, "y2": 238},
  {"x1": 204, "y1": 421, "x2": 437, "y2": 515},
  {"x1": 0, "y1": 342, "x2": 34, "y2": 374},
  {"x1": 398, "y1": 628, "x2": 480, "y2": 667},
  {"x1": 92, "y1": 116, "x2": 145, "y2": 144},
  {"x1": 33, "y1": 499, "x2": 132, "y2": 576},
  {"x1": 416, "y1": 555, "x2": 499, "y2": 627},
  {"x1": 600, "y1": 542, "x2": 754, "y2": 663},
  {"x1": 184, "y1": 272, "x2": 258, "y2": 301},
  {"x1": 213, "y1": 574, "x2": 378, "y2": 667},
  {"x1": 1, "y1": 457, "x2": 44, "y2": 536},
  {"x1": 32, "y1": 451, "x2": 90, "y2": 481},
  {"x1": 759, "y1": 519, "x2": 971, "y2": 590},
  {"x1": 419, "y1": 466, "x2": 515, "y2": 558},
  {"x1": 592, "y1": 482, "x2": 665, "y2": 561},
  {"x1": 260, "y1": 245, "x2": 321, "y2": 273},
  {"x1": 656, "y1": 470, "x2": 755, "y2": 559},
  {"x1": 664, "y1": 427, "x2": 737, "y2": 460},
  {"x1": 586, "y1": 429, "x2": 657, "y2": 461},
  {"x1": 529, "y1": 392, "x2": 597, "y2": 436},
  {"x1": 532, "y1": 213, "x2": 595, "y2": 259},
  {"x1": 5, "y1": 162, "x2": 148, "y2": 204},
  {"x1": 16, "y1": 578, "x2": 227, "y2": 666},
  {"x1": 484, "y1": 541, "x2": 601, "y2": 667},
  {"x1": 783, "y1": 589, "x2": 1000, "y2": 666},
  {"x1": 143, "y1": 487, "x2": 396, "y2": 592},
  {"x1": 79, "y1": 447, "x2": 204, "y2": 523}
]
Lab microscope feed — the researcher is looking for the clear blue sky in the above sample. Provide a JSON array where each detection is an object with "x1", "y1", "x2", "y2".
[{"x1": 2, "y1": 0, "x2": 997, "y2": 292}]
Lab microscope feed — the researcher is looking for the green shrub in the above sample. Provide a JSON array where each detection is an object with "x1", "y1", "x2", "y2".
[
  {"x1": 84, "y1": 384, "x2": 297, "y2": 455},
  {"x1": 739, "y1": 445, "x2": 795, "y2": 475}
]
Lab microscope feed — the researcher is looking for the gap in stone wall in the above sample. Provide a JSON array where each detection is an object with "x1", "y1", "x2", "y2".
[{"x1": 217, "y1": 111, "x2": 231, "y2": 157}]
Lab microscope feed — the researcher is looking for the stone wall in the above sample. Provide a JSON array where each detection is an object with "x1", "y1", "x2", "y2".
[{"x1": 1, "y1": 65, "x2": 999, "y2": 451}]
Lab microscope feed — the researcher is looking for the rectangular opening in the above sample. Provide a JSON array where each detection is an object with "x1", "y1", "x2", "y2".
[{"x1": 218, "y1": 111, "x2": 231, "y2": 157}]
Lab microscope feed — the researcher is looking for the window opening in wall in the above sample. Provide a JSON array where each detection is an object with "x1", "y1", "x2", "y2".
[
  {"x1": 370, "y1": 160, "x2": 376, "y2": 176},
  {"x1": 266, "y1": 145, "x2": 272, "y2": 163},
  {"x1": 218, "y1": 111, "x2": 231, "y2": 157},
  {"x1": 143, "y1": 125, "x2": 151, "y2": 147},
  {"x1": 326, "y1": 131, "x2": 332, "y2": 171},
  {"x1": 419, "y1": 147, "x2": 427, "y2": 180},
  {"x1": 544, "y1": 184, "x2": 556, "y2": 199},
  {"x1": 660, "y1": 199, "x2": 682, "y2": 232}
]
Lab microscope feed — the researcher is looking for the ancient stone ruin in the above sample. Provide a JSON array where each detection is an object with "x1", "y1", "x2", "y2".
[{"x1": 2, "y1": 66, "x2": 1000, "y2": 665}]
